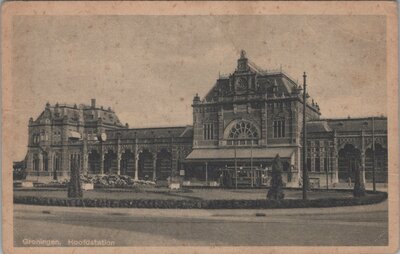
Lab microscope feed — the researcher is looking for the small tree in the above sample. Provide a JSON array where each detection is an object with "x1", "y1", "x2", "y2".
[
  {"x1": 67, "y1": 155, "x2": 83, "y2": 198},
  {"x1": 267, "y1": 154, "x2": 285, "y2": 200},
  {"x1": 353, "y1": 161, "x2": 366, "y2": 197}
]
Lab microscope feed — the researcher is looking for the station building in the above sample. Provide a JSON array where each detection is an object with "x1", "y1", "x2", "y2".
[{"x1": 22, "y1": 51, "x2": 388, "y2": 187}]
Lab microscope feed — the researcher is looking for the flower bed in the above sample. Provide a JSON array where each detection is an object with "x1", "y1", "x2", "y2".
[
  {"x1": 13, "y1": 190, "x2": 387, "y2": 209},
  {"x1": 33, "y1": 182, "x2": 68, "y2": 188},
  {"x1": 81, "y1": 174, "x2": 155, "y2": 188},
  {"x1": 15, "y1": 175, "x2": 157, "y2": 190}
]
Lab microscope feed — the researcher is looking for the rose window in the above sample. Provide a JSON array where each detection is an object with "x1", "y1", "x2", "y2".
[{"x1": 227, "y1": 121, "x2": 259, "y2": 145}]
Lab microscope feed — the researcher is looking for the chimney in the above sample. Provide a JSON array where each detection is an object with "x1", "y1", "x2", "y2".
[{"x1": 91, "y1": 99, "x2": 96, "y2": 108}]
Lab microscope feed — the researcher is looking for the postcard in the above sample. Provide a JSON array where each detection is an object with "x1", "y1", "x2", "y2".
[{"x1": 2, "y1": 1, "x2": 398, "y2": 254}]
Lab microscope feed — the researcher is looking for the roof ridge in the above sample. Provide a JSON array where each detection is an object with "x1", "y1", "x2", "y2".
[
  {"x1": 109, "y1": 125, "x2": 192, "y2": 131},
  {"x1": 320, "y1": 116, "x2": 387, "y2": 121}
]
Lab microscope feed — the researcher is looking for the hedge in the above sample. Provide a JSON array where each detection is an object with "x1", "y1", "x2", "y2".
[{"x1": 13, "y1": 191, "x2": 387, "y2": 209}]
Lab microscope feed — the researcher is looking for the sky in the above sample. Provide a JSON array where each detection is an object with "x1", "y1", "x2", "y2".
[{"x1": 10, "y1": 15, "x2": 386, "y2": 159}]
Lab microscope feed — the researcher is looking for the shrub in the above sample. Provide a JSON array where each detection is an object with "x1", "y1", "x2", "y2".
[
  {"x1": 13, "y1": 168, "x2": 27, "y2": 181},
  {"x1": 14, "y1": 191, "x2": 387, "y2": 209},
  {"x1": 353, "y1": 164, "x2": 366, "y2": 197},
  {"x1": 267, "y1": 154, "x2": 285, "y2": 200},
  {"x1": 67, "y1": 161, "x2": 82, "y2": 198}
]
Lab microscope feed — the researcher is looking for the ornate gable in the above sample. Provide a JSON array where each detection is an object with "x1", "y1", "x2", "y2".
[
  {"x1": 35, "y1": 106, "x2": 52, "y2": 124},
  {"x1": 201, "y1": 50, "x2": 303, "y2": 102}
]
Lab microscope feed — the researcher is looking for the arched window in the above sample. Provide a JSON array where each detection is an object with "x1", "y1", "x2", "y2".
[
  {"x1": 40, "y1": 130, "x2": 46, "y2": 141},
  {"x1": 227, "y1": 121, "x2": 259, "y2": 146}
]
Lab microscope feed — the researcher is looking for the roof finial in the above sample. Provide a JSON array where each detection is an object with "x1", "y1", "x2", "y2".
[{"x1": 240, "y1": 49, "x2": 247, "y2": 59}]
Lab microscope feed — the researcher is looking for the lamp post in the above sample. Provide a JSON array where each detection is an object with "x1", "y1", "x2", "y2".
[
  {"x1": 372, "y1": 117, "x2": 376, "y2": 191},
  {"x1": 302, "y1": 72, "x2": 309, "y2": 200}
]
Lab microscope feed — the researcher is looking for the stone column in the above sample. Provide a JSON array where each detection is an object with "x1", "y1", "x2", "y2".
[
  {"x1": 47, "y1": 151, "x2": 53, "y2": 177},
  {"x1": 218, "y1": 106, "x2": 224, "y2": 146},
  {"x1": 82, "y1": 137, "x2": 88, "y2": 175},
  {"x1": 83, "y1": 153, "x2": 89, "y2": 176},
  {"x1": 260, "y1": 101, "x2": 268, "y2": 146},
  {"x1": 117, "y1": 153, "x2": 122, "y2": 175},
  {"x1": 152, "y1": 153, "x2": 157, "y2": 181},
  {"x1": 134, "y1": 152, "x2": 139, "y2": 180},
  {"x1": 61, "y1": 124, "x2": 70, "y2": 179},
  {"x1": 134, "y1": 141, "x2": 139, "y2": 180},
  {"x1": 100, "y1": 152, "x2": 105, "y2": 175},
  {"x1": 117, "y1": 138, "x2": 121, "y2": 175},
  {"x1": 333, "y1": 131, "x2": 339, "y2": 183},
  {"x1": 27, "y1": 151, "x2": 34, "y2": 173},
  {"x1": 38, "y1": 153, "x2": 43, "y2": 172},
  {"x1": 171, "y1": 145, "x2": 179, "y2": 178}
]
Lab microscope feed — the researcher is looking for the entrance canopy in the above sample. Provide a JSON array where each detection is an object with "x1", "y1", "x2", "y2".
[{"x1": 185, "y1": 147, "x2": 296, "y2": 161}]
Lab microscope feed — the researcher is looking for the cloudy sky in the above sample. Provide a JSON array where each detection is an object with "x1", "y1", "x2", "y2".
[{"x1": 11, "y1": 15, "x2": 386, "y2": 159}]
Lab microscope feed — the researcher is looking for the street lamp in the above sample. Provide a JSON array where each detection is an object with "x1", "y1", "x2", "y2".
[
  {"x1": 371, "y1": 117, "x2": 376, "y2": 191},
  {"x1": 302, "y1": 72, "x2": 309, "y2": 200}
]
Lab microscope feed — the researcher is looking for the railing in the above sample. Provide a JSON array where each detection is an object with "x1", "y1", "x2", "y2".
[{"x1": 226, "y1": 139, "x2": 259, "y2": 146}]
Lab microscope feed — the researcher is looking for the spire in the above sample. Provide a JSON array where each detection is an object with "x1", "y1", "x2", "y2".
[
  {"x1": 240, "y1": 49, "x2": 247, "y2": 59},
  {"x1": 193, "y1": 93, "x2": 201, "y2": 104},
  {"x1": 237, "y1": 50, "x2": 249, "y2": 72}
]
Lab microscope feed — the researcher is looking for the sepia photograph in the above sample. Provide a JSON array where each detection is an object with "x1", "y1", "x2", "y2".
[{"x1": 2, "y1": 1, "x2": 398, "y2": 254}]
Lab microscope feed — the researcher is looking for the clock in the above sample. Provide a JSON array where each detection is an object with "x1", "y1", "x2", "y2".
[
  {"x1": 98, "y1": 133, "x2": 107, "y2": 142},
  {"x1": 236, "y1": 77, "x2": 248, "y2": 90}
]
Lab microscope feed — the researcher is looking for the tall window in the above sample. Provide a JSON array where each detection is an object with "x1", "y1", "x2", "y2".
[
  {"x1": 40, "y1": 130, "x2": 46, "y2": 141},
  {"x1": 33, "y1": 155, "x2": 39, "y2": 171},
  {"x1": 307, "y1": 157, "x2": 311, "y2": 172},
  {"x1": 203, "y1": 123, "x2": 214, "y2": 140},
  {"x1": 70, "y1": 154, "x2": 81, "y2": 171},
  {"x1": 315, "y1": 147, "x2": 321, "y2": 172},
  {"x1": 32, "y1": 134, "x2": 38, "y2": 144},
  {"x1": 324, "y1": 157, "x2": 329, "y2": 172},
  {"x1": 43, "y1": 152, "x2": 49, "y2": 171},
  {"x1": 315, "y1": 158, "x2": 320, "y2": 172},
  {"x1": 273, "y1": 120, "x2": 285, "y2": 138}
]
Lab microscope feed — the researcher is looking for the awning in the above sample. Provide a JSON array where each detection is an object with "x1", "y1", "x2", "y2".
[
  {"x1": 186, "y1": 147, "x2": 296, "y2": 161},
  {"x1": 68, "y1": 131, "x2": 82, "y2": 140}
]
